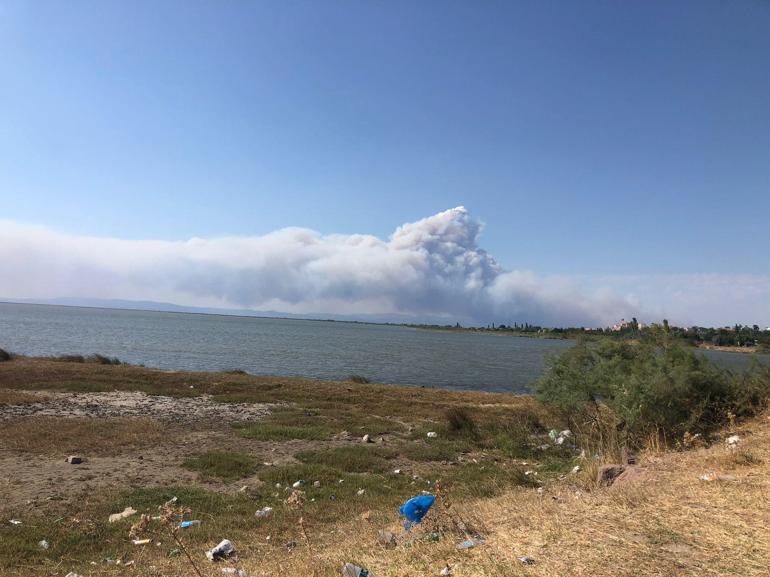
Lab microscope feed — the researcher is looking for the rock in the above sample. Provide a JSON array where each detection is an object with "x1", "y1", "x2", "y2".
[
  {"x1": 596, "y1": 465, "x2": 626, "y2": 487},
  {"x1": 65, "y1": 455, "x2": 82, "y2": 464},
  {"x1": 726, "y1": 435, "x2": 740, "y2": 448},
  {"x1": 377, "y1": 529, "x2": 396, "y2": 549}
]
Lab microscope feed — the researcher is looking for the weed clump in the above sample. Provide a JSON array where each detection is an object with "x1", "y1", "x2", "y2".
[
  {"x1": 348, "y1": 374, "x2": 371, "y2": 384},
  {"x1": 445, "y1": 406, "x2": 477, "y2": 433}
]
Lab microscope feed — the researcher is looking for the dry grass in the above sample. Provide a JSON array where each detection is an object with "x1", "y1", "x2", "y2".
[
  {"x1": 0, "y1": 388, "x2": 48, "y2": 405},
  {"x1": 0, "y1": 416, "x2": 168, "y2": 455},
  {"x1": 0, "y1": 358, "x2": 767, "y2": 576}
]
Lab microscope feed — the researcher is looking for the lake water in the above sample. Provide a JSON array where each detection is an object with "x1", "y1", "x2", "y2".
[{"x1": 0, "y1": 302, "x2": 767, "y2": 393}]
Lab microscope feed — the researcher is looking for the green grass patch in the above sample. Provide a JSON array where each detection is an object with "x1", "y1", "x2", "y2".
[
  {"x1": 236, "y1": 422, "x2": 332, "y2": 440},
  {"x1": 181, "y1": 451, "x2": 259, "y2": 482},
  {"x1": 295, "y1": 445, "x2": 397, "y2": 473}
]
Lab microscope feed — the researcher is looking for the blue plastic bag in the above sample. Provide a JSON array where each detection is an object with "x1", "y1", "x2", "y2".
[{"x1": 399, "y1": 495, "x2": 436, "y2": 527}]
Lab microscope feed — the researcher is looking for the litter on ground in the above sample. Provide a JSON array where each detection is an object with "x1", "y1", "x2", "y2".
[{"x1": 108, "y1": 506, "x2": 137, "y2": 523}]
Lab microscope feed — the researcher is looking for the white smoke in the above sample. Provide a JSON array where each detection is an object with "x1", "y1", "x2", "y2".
[{"x1": 0, "y1": 207, "x2": 766, "y2": 326}]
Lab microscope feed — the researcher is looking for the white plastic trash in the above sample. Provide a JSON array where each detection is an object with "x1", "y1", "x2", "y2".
[{"x1": 206, "y1": 539, "x2": 236, "y2": 561}]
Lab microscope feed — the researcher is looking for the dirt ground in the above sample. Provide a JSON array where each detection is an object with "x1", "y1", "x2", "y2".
[{"x1": 0, "y1": 390, "x2": 286, "y2": 508}]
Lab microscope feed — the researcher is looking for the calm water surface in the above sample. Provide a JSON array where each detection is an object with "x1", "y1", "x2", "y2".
[{"x1": 0, "y1": 303, "x2": 766, "y2": 393}]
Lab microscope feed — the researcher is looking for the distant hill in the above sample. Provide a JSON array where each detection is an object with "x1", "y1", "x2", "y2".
[{"x1": 0, "y1": 297, "x2": 465, "y2": 326}]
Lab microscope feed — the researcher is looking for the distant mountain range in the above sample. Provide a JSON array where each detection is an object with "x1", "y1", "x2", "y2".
[{"x1": 0, "y1": 297, "x2": 462, "y2": 326}]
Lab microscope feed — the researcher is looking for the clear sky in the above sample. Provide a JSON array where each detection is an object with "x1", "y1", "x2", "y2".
[{"x1": 1, "y1": 1, "x2": 768, "y2": 326}]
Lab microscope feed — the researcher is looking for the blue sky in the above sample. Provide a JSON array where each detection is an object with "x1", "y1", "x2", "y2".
[{"x1": 1, "y1": 1, "x2": 768, "y2": 325}]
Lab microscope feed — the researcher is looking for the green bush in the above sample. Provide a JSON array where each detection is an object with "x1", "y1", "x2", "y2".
[{"x1": 535, "y1": 337, "x2": 769, "y2": 445}]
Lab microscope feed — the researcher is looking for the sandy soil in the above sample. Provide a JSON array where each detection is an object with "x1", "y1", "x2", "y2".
[{"x1": 0, "y1": 390, "x2": 273, "y2": 423}]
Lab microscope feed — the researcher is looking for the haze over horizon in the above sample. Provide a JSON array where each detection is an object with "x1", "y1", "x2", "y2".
[{"x1": 1, "y1": 2, "x2": 768, "y2": 327}]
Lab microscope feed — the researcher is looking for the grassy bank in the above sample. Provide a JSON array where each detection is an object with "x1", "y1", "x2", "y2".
[{"x1": 0, "y1": 342, "x2": 768, "y2": 576}]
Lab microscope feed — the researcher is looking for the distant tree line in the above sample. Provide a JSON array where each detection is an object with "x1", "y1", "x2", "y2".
[{"x1": 406, "y1": 319, "x2": 770, "y2": 352}]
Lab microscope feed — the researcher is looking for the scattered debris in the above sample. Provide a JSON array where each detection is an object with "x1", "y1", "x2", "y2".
[
  {"x1": 108, "y1": 506, "x2": 137, "y2": 523},
  {"x1": 362, "y1": 434, "x2": 372, "y2": 443},
  {"x1": 221, "y1": 569, "x2": 247, "y2": 577},
  {"x1": 179, "y1": 520, "x2": 201, "y2": 528},
  {"x1": 65, "y1": 573, "x2": 84, "y2": 577},
  {"x1": 313, "y1": 480, "x2": 321, "y2": 488},
  {"x1": 726, "y1": 435, "x2": 740, "y2": 448},
  {"x1": 456, "y1": 537, "x2": 485, "y2": 550},
  {"x1": 286, "y1": 490, "x2": 306, "y2": 509},
  {"x1": 699, "y1": 472, "x2": 716, "y2": 482},
  {"x1": 65, "y1": 455, "x2": 83, "y2": 465},
  {"x1": 356, "y1": 488, "x2": 366, "y2": 496},
  {"x1": 38, "y1": 539, "x2": 49, "y2": 550},
  {"x1": 596, "y1": 465, "x2": 626, "y2": 487},
  {"x1": 519, "y1": 555, "x2": 536, "y2": 565},
  {"x1": 393, "y1": 469, "x2": 401, "y2": 475},
  {"x1": 342, "y1": 562, "x2": 372, "y2": 577},
  {"x1": 163, "y1": 496, "x2": 178, "y2": 507},
  {"x1": 570, "y1": 465, "x2": 581, "y2": 474},
  {"x1": 206, "y1": 539, "x2": 236, "y2": 561},
  {"x1": 255, "y1": 506, "x2": 273, "y2": 519},
  {"x1": 377, "y1": 529, "x2": 396, "y2": 549},
  {"x1": 426, "y1": 431, "x2": 438, "y2": 438},
  {"x1": 132, "y1": 539, "x2": 151, "y2": 545},
  {"x1": 292, "y1": 480, "x2": 305, "y2": 489},
  {"x1": 9, "y1": 519, "x2": 21, "y2": 525},
  {"x1": 400, "y1": 494, "x2": 436, "y2": 526},
  {"x1": 440, "y1": 565, "x2": 452, "y2": 576}
]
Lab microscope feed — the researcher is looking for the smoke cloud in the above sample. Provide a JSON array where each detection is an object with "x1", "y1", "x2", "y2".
[{"x1": 1, "y1": 207, "x2": 767, "y2": 326}]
